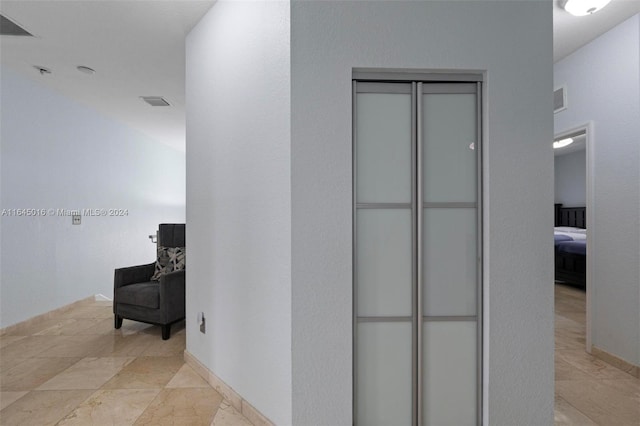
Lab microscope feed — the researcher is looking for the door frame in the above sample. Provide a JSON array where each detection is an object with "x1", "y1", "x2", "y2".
[
  {"x1": 352, "y1": 71, "x2": 484, "y2": 425},
  {"x1": 554, "y1": 121, "x2": 594, "y2": 352}
]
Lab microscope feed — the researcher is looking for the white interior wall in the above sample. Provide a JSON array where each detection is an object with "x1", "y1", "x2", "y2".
[
  {"x1": 290, "y1": 1, "x2": 553, "y2": 425},
  {"x1": 555, "y1": 150, "x2": 587, "y2": 206},
  {"x1": 185, "y1": 2, "x2": 292, "y2": 425},
  {"x1": 554, "y1": 14, "x2": 640, "y2": 365},
  {"x1": 0, "y1": 66, "x2": 186, "y2": 328}
]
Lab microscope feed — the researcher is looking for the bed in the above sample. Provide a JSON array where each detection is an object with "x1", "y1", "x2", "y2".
[{"x1": 554, "y1": 204, "x2": 586, "y2": 288}]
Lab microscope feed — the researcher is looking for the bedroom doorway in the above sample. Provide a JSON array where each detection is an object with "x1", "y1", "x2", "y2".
[
  {"x1": 352, "y1": 74, "x2": 482, "y2": 426},
  {"x1": 553, "y1": 123, "x2": 592, "y2": 353}
]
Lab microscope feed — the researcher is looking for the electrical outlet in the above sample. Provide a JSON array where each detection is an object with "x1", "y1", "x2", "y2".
[
  {"x1": 72, "y1": 214, "x2": 81, "y2": 225},
  {"x1": 197, "y1": 312, "x2": 206, "y2": 334}
]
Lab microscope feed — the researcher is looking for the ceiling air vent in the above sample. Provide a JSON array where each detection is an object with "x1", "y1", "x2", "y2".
[
  {"x1": 554, "y1": 86, "x2": 567, "y2": 113},
  {"x1": 141, "y1": 96, "x2": 170, "y2": 107},
  {"x1": 0, "y1": 14, "x2": 34, "y2": 36}
]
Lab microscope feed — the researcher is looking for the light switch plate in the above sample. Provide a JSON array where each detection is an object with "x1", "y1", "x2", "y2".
[{"x1": 72, "y1": 214, "x2": 81, "y2": 225}]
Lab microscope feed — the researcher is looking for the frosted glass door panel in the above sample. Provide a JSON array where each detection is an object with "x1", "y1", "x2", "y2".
[
  {"x1": 422, "y1": 321, "x2": 477, "y2": 426},
  {"x1": 357, "y1": 322, "x2": 413, "y2": 426},
  {"x1": 423, "y1": 208, "x2": 477, "y2": 316},
  {"x1": 357, "y1": 209, "x2": 412, "y2": 316},
  {"x1": 422, "y1": 94, "x2": 476, "y2": 203},
  {"x1": 356, "y1": 93, "x2": 412, "y2": 203}
]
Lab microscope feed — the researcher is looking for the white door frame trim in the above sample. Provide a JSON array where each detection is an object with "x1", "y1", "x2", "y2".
[{"x1": 554, "y1": 121, "x2": 594, "y2": 353}]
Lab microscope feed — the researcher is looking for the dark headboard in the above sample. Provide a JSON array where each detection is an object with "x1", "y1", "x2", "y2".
[{"x1": 555, "y1": 204, "x2": 586, "y2": 228}]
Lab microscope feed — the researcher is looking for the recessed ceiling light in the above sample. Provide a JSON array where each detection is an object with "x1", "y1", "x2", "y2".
[
  {"x1": 33, "y1": 65, "x2": 51, "y2": 75},
  {"x1": 76, "y1": 66, "x2": 96, "y2": 75},
  {"x1": 140, "y1": 96, "x2": 170, "y2": 107},
  {"x1": 560, "y1": 0, "x2": 612, "y2": 16},
  {"x1": 553, "y1": 138, "x2": 574, "y2": 149}
]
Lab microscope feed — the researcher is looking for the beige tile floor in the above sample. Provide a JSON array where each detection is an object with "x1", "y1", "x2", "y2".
[
  {"x1": 0, "y1": 300, "x2": 253, "y2": 426},
  {"x1": 554, "y1": 283, "x2": 640, "y2": 426},
  {"x1": 3, "y1": 289, "x2": 639, "y2": 425}
]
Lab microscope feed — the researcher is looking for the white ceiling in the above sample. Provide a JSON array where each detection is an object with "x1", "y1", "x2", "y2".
[
  {"x1": 0, "y1": 0, "x2": 214, "y2": 151},
  {"x1": 1, "y1": 1, "x2": 639, "y2": 152}
]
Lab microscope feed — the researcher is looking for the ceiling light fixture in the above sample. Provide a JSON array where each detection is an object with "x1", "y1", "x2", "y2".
[
  {"x1": 553, "y1": 138, "x2": 574, "y2": 149},
  {"x1": 560, "y1": 0, "x2": 612, "y2": 16},
  {"x1": 76, "y1": 65, "x2": 96, "y2": 75}
]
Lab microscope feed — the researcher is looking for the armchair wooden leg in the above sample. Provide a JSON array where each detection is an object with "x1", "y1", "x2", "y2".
[
  {"x1": 114, "y1": 315, "x2": 123, "y2": 329},
  {"x1": 162, "y1": 325, "x2": 171, "y2": 340}
]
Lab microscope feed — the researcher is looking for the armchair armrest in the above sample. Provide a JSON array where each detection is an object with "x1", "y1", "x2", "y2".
[
  {"x1": 114, "y1": 262, "x2": 155, "y2": 289},
  {"x1": 159, "y1": 269, "x2": 186, "y2": 323}
]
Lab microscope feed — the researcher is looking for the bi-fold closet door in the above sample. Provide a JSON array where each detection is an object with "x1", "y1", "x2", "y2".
[{"x1": 353, "y1": 78, "x2": 482, "y2": 426}]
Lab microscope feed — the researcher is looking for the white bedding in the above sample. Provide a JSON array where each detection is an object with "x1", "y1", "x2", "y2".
[
  {"x1": 554, "y1": 227, "x2": 587, "y2": 241},
  {"x1": 554, "y1": 226, "x2": 586, "y2": 234}
]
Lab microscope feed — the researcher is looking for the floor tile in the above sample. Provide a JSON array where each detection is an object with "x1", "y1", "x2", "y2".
[
  {"x1": 37, "y1": 357, "x2": 135, "y2": 390},
  {"x1": 0, "y1": 391, "x2": 28, "y2": 410},
  {"x1": 557, "y1": 349, "x2": 635, "y2": 380},
  {"x1": 1, "y1": 357, "x2": 81, "y2": 391},
  {"x1": 74, "y1": 317, "x2": 121, "y2": 336},
  {"x1": 134, "y1": 387, "x2": 223, "y2": 425},
  {"x1": 555, "y1": 357, "x2": 593, "y2": 381},
  {"x1": 211, "y1": 400, "x2": 254, "y2": 426},
  {"x1": 2, "y1": 317, "x2": 72, "y2": 336},
  {"x1": 554, "y1": 395, "x2": 598, "y2": 425},
  {"x1": 34, "y1": 318, "x2": 109, "y2": 336},
  {"x1": 0, "y1": 390, "x2": 93, "y2": 426},
  {"x1": 556, "y1": 379, "x2": 640, "y2": 425},
  {"x1": 88, "y1": 333, "x2": 156, "y2": 357},
  {"x1": 559, "y1": 311, "x2": 586, "y2": 324},
  {"x1": 0, "y1": 335, "x2": 61, "y2": 359},
  {"x1": 166, "y1": 364, "x2": 211, "y2": 388},
  {"x1": 101, "y1": 356, "x2": 184, "y2": 389},
  {"x1": 555, "y1": 314, "x2": 585, "y2": 332},
  {"x1": 140, "y1": 332, "x2": 186, "y2": 357},
  {"x1": 0, "y1": 335, "x2": 26, "y2": 349},
  {"x1": 598, "y1": 379, "x2": 640, "y2": 403},
  {"x1": 62, "y1": 305, "x2": 114, "y2": 320},
  {"x1": 0, "y1": 356, "x2": 29, "y2": 374},
  {"x1": 118, "y1": 320, "x2": 158, "y2": 335},
  {"x1": 56, "y1": 388, "x2": 160, "y2": 425},
  {"x1": 35, "y1": 334, "x2": 108, "y2": 358},
  {"x1": 555, "y1": 329, "x2": 586, "y2": 351}
]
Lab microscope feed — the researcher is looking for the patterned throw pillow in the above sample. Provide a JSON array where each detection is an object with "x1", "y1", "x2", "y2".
[{"x1": 151, "y1": 246, "x2": 186, "y2": 281}]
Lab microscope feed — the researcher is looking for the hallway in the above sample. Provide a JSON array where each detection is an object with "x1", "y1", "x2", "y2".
[{"x1": 554, "y1": 284, "x2": 640, "y2": 425}]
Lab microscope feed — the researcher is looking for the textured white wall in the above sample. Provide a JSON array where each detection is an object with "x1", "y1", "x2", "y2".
[
  {"x1": 554, "y1": 14, "x2": 640, "y2": 365},
  {"x1": 291, "y1": 1, "x2": 554, "y2": 425},
  {"x1": 185, "y1": 2, "x2": 292, "y2": 425},
  {"x1": 555, "y1": 150, "x2": 587, "y2": 206},
  {"x1": 0, "y1": 66, "x2": 186, "y2": 328}
]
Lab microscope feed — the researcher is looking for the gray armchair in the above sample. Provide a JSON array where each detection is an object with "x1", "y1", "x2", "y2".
[{"x1": 114, "y1": 224, "x2": 185, "y2": 339}]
